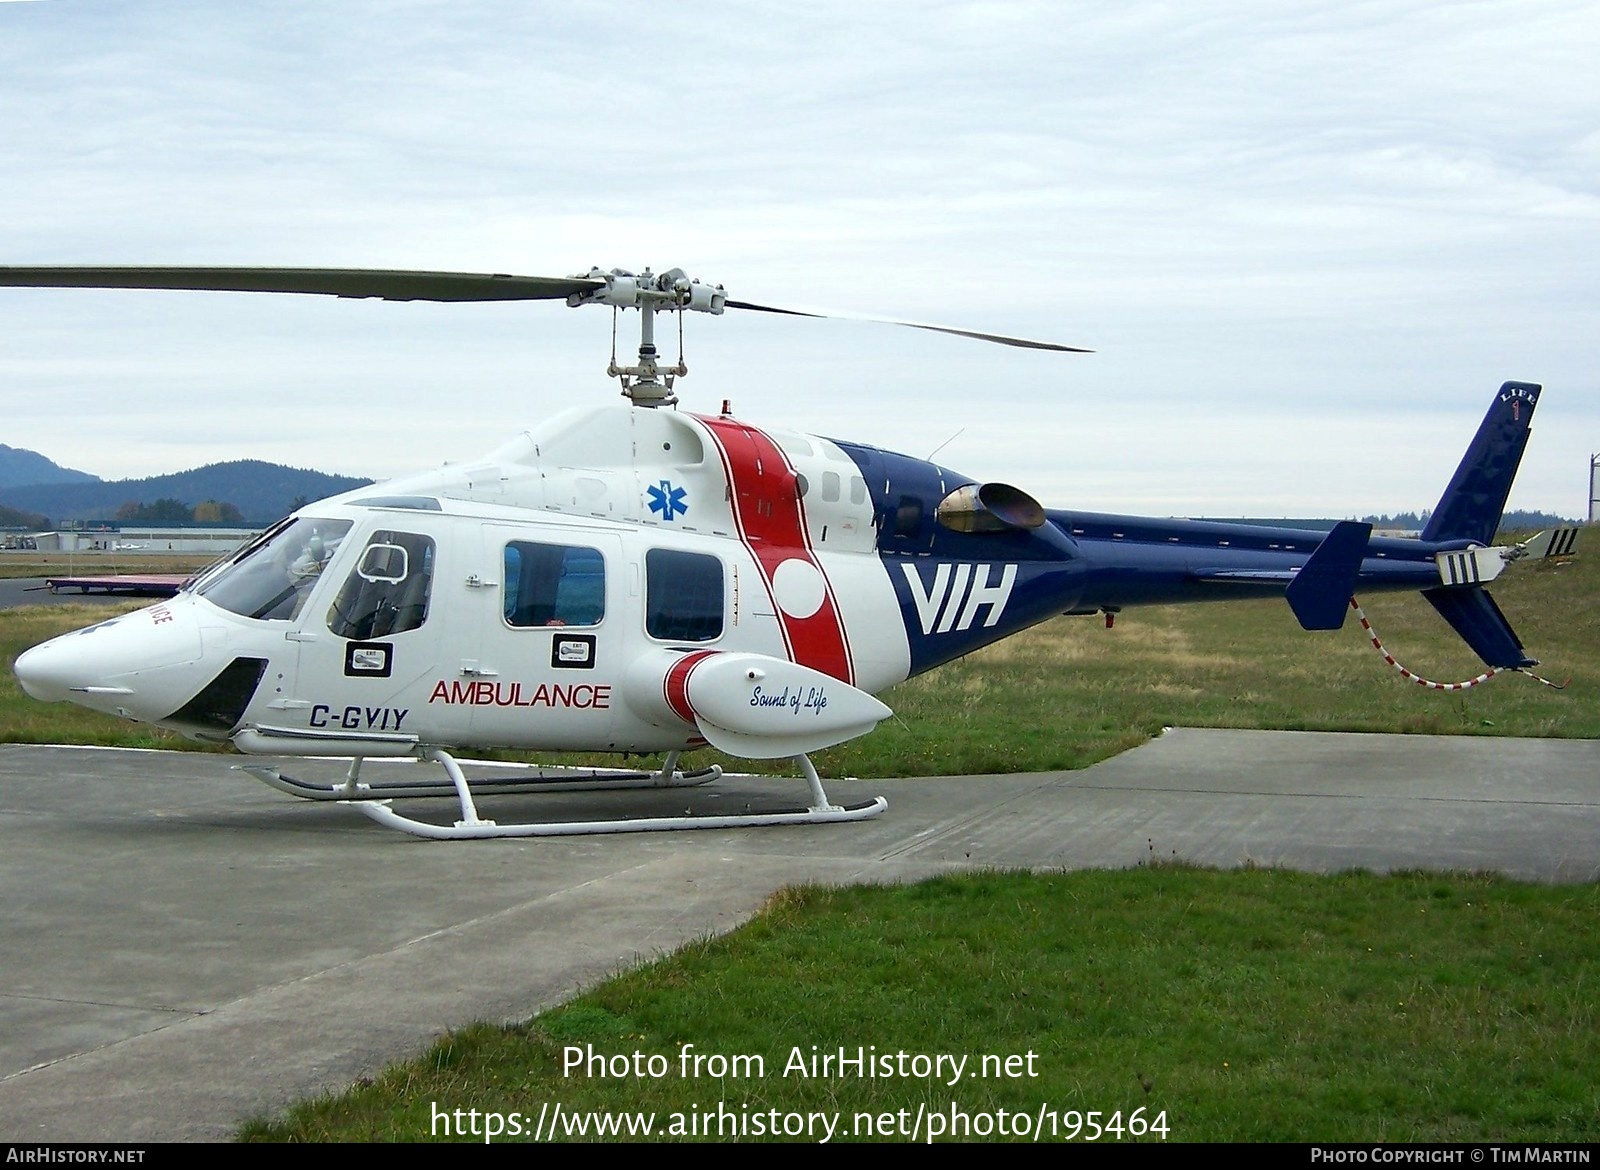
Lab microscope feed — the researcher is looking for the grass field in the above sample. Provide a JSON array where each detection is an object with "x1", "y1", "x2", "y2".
[
  {"x1": 0, "y1": 603, "x2": 217, "y2": 749},
  {"x1": 0, "y1": 551, "x2": 214, "y2": 580},
  {"x1": 243, "y1": 869, "x2": 1600, "y2": 1143},
  {"x1": 4, "y1": 538, "x2": 1597, "y2": 1142}
]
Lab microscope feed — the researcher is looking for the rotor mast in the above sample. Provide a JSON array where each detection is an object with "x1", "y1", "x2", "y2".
[{"x1": 567, "y1": 267, "x2": 727, "y2": 407}]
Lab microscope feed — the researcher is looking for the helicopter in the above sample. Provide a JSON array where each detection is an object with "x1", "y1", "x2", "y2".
[{"x1": 4, "y1": 264, "x2": 1577, "y2": 839}]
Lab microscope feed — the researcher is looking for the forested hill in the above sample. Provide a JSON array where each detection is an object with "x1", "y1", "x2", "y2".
[
  {"x1": 0, "y1": 460, "x2": 372, "y2": 524},
  {"x1": 0, "y1": 444, "x2": 98, "y2": 491}
]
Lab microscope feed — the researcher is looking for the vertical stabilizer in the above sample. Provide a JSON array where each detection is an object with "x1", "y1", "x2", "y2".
[
  {"x1": 1422, "y1": 586, "x2": 1535, "y2": 669},
  {"x1": 1421, "y1": 382, "x2": 1540, "y2": 545}
]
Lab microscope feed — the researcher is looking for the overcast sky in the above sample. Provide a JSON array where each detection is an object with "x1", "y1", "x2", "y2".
[{"x1": 1, "y1": 0, "x2": 1595, "y2": 518}]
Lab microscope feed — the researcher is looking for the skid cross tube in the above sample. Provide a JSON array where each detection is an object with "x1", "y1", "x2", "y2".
[
  {"x1": 327, "y1": 748, "x2": 886, "y2": 839},
  {"x1": 236, "y1": 752, "x2": 723, "y2": 803}
]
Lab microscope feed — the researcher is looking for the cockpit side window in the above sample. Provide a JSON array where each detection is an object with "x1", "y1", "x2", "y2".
[
  {"x1": 503, "y1": 542, "x2": 605, "y2": 627},
  {"x1": 196, "y1": 517, "x2": 352, "y2": 622},
  {"x1": 645, "y1": 548, "x2": 723, "y2": 642},
  {"x1": 327, "y1": 530, "x2": 435, "y2": 639}
]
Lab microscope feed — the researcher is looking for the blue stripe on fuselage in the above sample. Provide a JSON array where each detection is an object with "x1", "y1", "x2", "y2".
[{"x1": 834, "y1": 440, "x2": 1088, "y2": 674}]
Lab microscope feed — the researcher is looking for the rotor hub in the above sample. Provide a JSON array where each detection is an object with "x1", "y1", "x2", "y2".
[{"x1": 568, "y1": 267, "x2": 727, "y2": 407}]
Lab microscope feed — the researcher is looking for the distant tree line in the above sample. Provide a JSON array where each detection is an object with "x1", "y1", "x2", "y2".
[
  {"x1": 2, "y1": 461, "x2": 371, "y2": 524},
  {"x1": 114, "y1": 498, "x2": 245, "y2": 524},
  {"x1": 1362, "y1": 509, "x2": 1579, "y2": 532},
  {"x1": 1361, "y1": 511, "x2": 1432, "y2": 529},
  {"x1": 0, "y1": 503, "x2": 49, "y2": 529}
]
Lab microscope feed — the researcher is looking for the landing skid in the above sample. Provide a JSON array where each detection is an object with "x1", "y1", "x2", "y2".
[
  {"x1": 238, "y1": 748, "x2": 887, "y2": 839},
  {"x1": 236, "y1": 751, "x2": 722, "y2": 802}
]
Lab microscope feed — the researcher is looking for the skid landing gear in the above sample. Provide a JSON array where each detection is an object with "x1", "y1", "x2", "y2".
[
  {"x1": 238, "y1": 748, "x2": 886, "y2": 839},
  {"x1": 236, "y1": 749, "x2": 721, "y2": 802}
]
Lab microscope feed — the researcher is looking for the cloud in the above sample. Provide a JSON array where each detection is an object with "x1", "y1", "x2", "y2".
[{"x1": 0, "y1": 1, "x2": 1594, "y2": 514}]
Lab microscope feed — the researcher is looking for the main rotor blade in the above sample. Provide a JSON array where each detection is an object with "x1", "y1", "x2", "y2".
[
  {"x1": 724, "y1": 298, "x2": 1092, "y2": 353},
  {"x1": 0, "y1": 267, "x2": 603, "y2": 303},
  {"x1": 0, "y1": 266, "x2": 1092, "y2": 351}
]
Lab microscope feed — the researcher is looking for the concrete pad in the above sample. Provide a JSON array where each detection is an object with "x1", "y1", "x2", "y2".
[{"x1": 0, "y1": 730, "x2": 1595, "y2": 1140}]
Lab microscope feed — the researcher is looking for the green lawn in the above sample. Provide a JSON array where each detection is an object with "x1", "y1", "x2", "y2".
[{"x1": 243, "y1": 869, "x2": 1600, "y2": 1143}]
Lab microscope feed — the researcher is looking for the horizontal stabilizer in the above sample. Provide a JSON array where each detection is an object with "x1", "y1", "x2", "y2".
[
  {"x1": 1285, "y1": 521, "x2": 1372, "y2": 630},
  {"x1": 1422, "y1": 586, "x2": 1535, "y2": 669},
  {"x1": 1195, "y1": 569, "x2": 1295, "y2": 584}
]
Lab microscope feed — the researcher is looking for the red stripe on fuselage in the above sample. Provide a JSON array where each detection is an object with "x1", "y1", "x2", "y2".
[
  {"x1": 694, "y1": 415, "x2": 854, "y2": 684},
  {"x1": 664, "y1": 649, "x2": 719, "y2": 725}
]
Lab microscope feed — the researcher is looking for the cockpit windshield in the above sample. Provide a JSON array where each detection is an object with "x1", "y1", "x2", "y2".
[{"x1": 193, "y1": 517, "x2": 352, "y2": 622}]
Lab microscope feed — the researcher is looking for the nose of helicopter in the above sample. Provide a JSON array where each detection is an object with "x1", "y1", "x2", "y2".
[
  {"x1": 14, "y1": 598, "x2": 208, "y2": 720},
  {"x1": 13, "y1": 641, "x2": 64, "y2": 703}
]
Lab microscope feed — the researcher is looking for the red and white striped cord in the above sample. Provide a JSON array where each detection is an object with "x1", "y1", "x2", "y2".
[{"x1": 1349, "y1": 596, "x2": 1565, "y2": 691}]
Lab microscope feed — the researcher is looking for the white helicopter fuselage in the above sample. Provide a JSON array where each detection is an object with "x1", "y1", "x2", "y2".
[
  {"x1": 17, "y1": 381, "x2": 1557, "y2": 778},
  {"x1": 17, "y1": 403, "x2": 914, "y2": 761},
  {"x1": 13, "y1": 380, "x2": 1562, "y2": 838}
]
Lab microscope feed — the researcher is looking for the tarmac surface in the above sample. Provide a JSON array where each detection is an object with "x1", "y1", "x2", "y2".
[
  {"x1": 1, "y1": 731, "x2": 1596, "y2": 1141},
  {"x1": 0, "y1": 578, "x2": 147, "y2": 612}
]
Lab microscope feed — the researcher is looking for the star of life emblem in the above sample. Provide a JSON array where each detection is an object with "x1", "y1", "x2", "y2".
[{"x1": 647, "y1": 479, "x2": 689, "y2": 521}]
